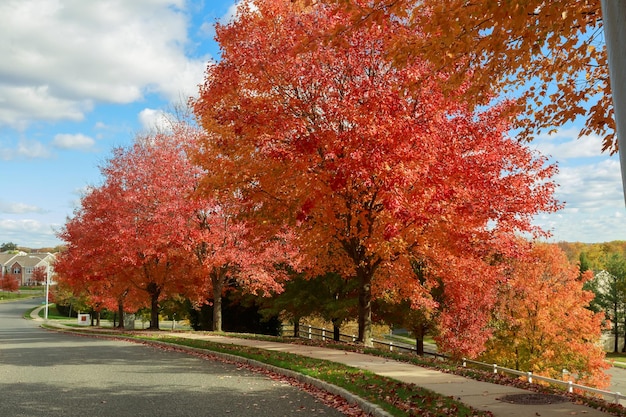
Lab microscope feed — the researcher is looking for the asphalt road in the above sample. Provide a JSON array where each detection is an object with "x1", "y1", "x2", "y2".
[{"x1": 0, "y1": 299, "x2": 346, "y2": 417}]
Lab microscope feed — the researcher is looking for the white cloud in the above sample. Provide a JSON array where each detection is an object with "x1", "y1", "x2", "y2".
[
  {"x1": 0, "y1": 85, "x2": 89, "y2": 129},
  {"x1": 534, "y1": 156, "x2": 626, "y2": 242},
  {"x1": 553, "y1": 158, "x2": 623, "y2": 209},
  {"x1": 531, "y1": 127, "x2": 605, "y2": 160},
  {"x1": 0, "y1": 219, "x2": 61, "y2": 248},
  {"x1": 0, "y1": 0, "x2": 209, "y2": 128},
  {"x1": 0, "y1": 138, "x2": 52, "y2": 160},
  {"x1": 0, "y1": 201, "x2": 47, "y2": 214},
  {"x1": 138, "y1": 108, "x2": 175, "y2": 133},
  {"x1": 221, "y1": 0, "x2": 258, "y2": 24},
  {"x1": 52, "y1": 133, "x2": 96, "y2": 151}
]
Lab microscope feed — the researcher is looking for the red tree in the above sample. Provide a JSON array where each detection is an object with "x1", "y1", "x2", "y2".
[
  {"x1": 56, "y1": 185, "x2": 142, "y2": 326},
  {"x1": 193, "y1": 0, "x2": 560, "y2": 353},
  {"x1": 190, "y1": 198, "x2": 299, "y2": 332},
  {"x1": 95, "y1": 133, "x2": 204, "y2": 329},
  {"x1": 58, "y1": 122, "x2": 300, "y2": 331},
  {"x1": 31, "y1": 266, "x2": 47, "y2": 285},
  {"x1": 0, "y1": 274, "x2": 19, "y2": 292}
]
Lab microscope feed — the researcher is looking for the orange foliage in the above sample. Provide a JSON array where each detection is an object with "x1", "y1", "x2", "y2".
[
  {"x1": 323, "y1": 0, "x2": 612, "y2": 152},
  {"x1": 481, "y1": 242, "x2": 609, "y2": 388}
]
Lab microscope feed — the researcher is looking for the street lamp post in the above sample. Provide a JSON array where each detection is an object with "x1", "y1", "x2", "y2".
[
  {"x1": 28, "y1": 256, "x2": 50, "y2": 319},
  {"x1": 44, "y1": 271, "x2": 49, "y2": 320}
]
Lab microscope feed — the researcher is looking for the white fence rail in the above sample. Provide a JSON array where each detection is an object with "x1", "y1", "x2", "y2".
[
  {"x1": 282, "y1": 324, "x2": 626, "y2": 404},
  {"x1": 462, "y1": 358, "x2": 626, "y2": 404},
  {"x1": 281, "y1": 324, "x2": 358, "y2": 343}
]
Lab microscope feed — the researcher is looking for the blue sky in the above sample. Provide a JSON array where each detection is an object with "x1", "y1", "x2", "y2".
[{"x1": 0, "y1": 0, "x2": 624, "y2": 249}]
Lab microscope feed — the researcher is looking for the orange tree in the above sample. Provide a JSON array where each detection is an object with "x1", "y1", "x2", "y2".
[
  {"x1": 192, "y1": 0, "x2": 559, "y2": 355},
  {"x1": 481, "y1": 242, "x2": 609, "y2": 388}
]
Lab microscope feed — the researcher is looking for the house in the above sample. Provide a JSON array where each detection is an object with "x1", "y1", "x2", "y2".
[{"x1": 0, "y1": 251, "x2": 56, "y2": 286}]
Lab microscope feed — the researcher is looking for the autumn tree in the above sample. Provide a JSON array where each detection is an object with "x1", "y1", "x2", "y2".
[
  {"x1": 0, "y1": 274, "x2": 19, "y2": 292},
  {"x1": 55, "y1": 185, "x2": 142, "y2": 327},
  {"x1": 31, "y1": 266, "x2": 47, "y2": 286},
  {"x1": 51, "y1": 279, "x2": 91, "y2": 317},
  {"x1": 481, "y1": 243, "x2": 609, "y2": 388},
  {"x1": 58, "y1": 119, "x2": 298, "y2": 331},
  {"x1": 193, "y1": 0, "x2": 559, "y2": 353},
  {"x1": 96, "y1": 133, "x2": 208, "y2": 330},
  {"x1": 57, "y1": 131, "x2": 205, "y2": 330},
  {"x1": 375, "y1": 260, "x2": 443, "y2": 355},
  {"x1": 190, "y1": 199, "x2": 299, "y2": 332}
]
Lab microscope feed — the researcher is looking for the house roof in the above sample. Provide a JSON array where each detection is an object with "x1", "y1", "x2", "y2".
[{"x1": 0, "y1": 251, "x2": 56, "y2": 268}]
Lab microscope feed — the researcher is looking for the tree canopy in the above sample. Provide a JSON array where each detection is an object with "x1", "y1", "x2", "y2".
[
  {"x1": 321, "y1": 0, "x2": 611, "y2": 151},
  {"x1": 193, "y1": 0, "x2": 560, "y2": 354}
]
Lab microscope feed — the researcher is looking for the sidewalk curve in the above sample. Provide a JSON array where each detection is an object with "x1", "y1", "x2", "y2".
[{"x1": 167, "y1": 333, "x2": 615, "y2": 417}]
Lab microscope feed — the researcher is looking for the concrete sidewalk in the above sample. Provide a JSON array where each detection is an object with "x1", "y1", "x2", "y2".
[{"x1": 171, "y1": 334, "x2": 616, "y2": 417}]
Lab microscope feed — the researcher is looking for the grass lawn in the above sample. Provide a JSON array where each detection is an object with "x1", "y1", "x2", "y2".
[
  {"x1": 39, "y1": 305, "x2": 71, "y2": 320},
  {"x1": 606, "y1": 352, "x2": 626, "y2": 369},
  {"x1": 384, "y1": 333, "x2": 436, "y2": 346},
  {"x1": 0, "y1": 287, "x2": 44, "y2": 301}
]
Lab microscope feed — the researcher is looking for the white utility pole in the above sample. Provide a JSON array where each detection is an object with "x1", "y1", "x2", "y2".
[{"x1": 601, "y1": 1, "x2": 626, "y2": 203}]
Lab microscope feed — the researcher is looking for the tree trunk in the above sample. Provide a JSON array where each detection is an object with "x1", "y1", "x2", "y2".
[
  {"x1": 357, "y1": 270, "x2": 373, "y2": 347},
  {"x1": 147, "y1": 282, "x2": 161, "y2": 330},
  {"x1": 116, "y1": 300, "x2": 125, "y2": 329},
  {"x1": 293, "y1": 317, "x2": 300, "y2": 338},
  {"x1": 333, "y1": 322, "x2": 341, "y2": 342},
  {"x1": 615, "y1": 306, "x2": 619, "y2": 353},
  {"x1": 415, "y1": 336, "x2": 424, "y2": 356},
  {"x1": 212, "y1": 270, "x2": 224, "y2": 332},
  {"x1": 414, "y1": 325, "x2": 425, "y2": 356},
  {"x1": 623, "y1": 313, "x2": 626, "y2": 353}
]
